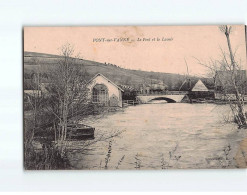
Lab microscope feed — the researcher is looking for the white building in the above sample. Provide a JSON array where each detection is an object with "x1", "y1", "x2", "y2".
[
  {"x1": 87, "y1": 73, "x2": 124, "y2": 107},
  {"x1": 191, "y1": 79, "x2": 209, "y2": 92}
]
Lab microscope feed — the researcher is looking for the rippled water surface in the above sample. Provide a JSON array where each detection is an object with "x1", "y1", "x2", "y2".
[{"x1": 68, "y1": 103, "x2": 247, "y2": 169}]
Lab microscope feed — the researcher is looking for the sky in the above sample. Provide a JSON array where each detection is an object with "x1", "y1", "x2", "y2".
[{"x1": 24, "y1": 25, "x2": 247, "y2": 76}]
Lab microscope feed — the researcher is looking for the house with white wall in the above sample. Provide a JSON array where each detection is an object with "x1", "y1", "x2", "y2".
[{"x1": 87, "y1": 73, "x2": 124, "y2": 107}]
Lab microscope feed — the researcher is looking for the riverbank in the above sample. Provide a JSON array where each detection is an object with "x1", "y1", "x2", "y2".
[{"x1": 182, "y1": 98, "x2": 247, "y2": 105}]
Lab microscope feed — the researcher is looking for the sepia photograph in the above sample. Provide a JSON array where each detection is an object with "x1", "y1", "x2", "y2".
[{"x1": 23, "y1": 25, "x2": 247, "y2": 170}]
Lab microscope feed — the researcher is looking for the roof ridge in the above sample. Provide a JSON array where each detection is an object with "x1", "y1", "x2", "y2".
[{"x1": 87, "y1": 73, "x2": 124, "y2": 92}]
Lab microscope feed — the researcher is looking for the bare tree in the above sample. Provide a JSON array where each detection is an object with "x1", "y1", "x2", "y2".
[
  {"x1": 24, "y1": 44, "x2": 124, "y2": 169},
  {"x1": 196, "y1": 25, "x2": 247, "y2": 128},
  {"x1": 24, "y1": 58, "x2": 44, "y2": 139},
  {"x1": 44, "y1": 43, "x2": 90, "y2": 145}
]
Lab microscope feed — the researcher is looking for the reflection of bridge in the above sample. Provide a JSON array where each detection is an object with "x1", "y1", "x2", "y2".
[{"x1": 136, "y1": 91, "x2": 188, "y2": 103}]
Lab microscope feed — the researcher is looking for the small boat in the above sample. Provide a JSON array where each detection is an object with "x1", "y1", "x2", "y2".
[
  {"x1": 67, "y1": 123, "x2": 95, "y2": 140},
  {"x1": 34, "y1": 123, "x2": 95, "y2": 141}
]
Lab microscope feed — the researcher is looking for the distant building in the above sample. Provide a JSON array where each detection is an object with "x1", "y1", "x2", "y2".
[
  {"x1": 87, "y1": 73, "x2": 124, "y2": 107},
  {"x1": 118, "y1": 84, "x2": 138, "y2": 100},
  {"x1": 139, "y1": 81, "x2": 168, "y2": 95},
  {"x1": 215, "y1": 70, "x2": 247, "y2": 93},
  {"x1": 214, "y1": 70, "x2": 247, "y2": 100},
  {"x1": 180, "y1": 79, "x2": 209, "y2": 91},
  {"x1": 24, "y1": 82, "x2": 49, "y2": 97},
  {"x1": 191, "y1": 79, "x2": 209, "y2": 92},
  {"x1": 150, "y1": 82, "x2": 168, "y2": 93},
  {"x1": 180, "y1": 79, "x2": 214, "y2": 99}
]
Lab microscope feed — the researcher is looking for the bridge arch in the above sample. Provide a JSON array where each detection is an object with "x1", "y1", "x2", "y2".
[
  {"x1": 137, "y1": 94, "x2": 185, "y2": 103},
  {"x1": 148, "y1": 97, "x2": 176, "y2": 103}
]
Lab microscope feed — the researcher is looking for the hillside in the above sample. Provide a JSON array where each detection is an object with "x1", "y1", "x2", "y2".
[{"x1": 24, "y1": 51, "x2": 214, "y2": 90}]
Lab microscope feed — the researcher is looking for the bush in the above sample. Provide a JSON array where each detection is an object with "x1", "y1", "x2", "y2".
[
  {"x1": 24, "y1": 118, "x2": 69, "y2": 170},
  {"x1": 24, "y1": 141, "x2": 69, "y2": 170}
]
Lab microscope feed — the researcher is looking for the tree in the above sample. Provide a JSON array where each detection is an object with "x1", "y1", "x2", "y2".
[
  {"x1": 219, "y1": 26, "x2": 246, "y2": 126},
  {"x1": 44, "y1": 43, "x2": 90, "y2": 144},
  {"x1": 196, "y1": 25, "x2": 247, "y2": 128},
  {"x1": 24, "y1": 44, "x2": 124, "y2": 169},
  {"x1": 24, "y1": 58, "x2": 44, "y2": 135}
]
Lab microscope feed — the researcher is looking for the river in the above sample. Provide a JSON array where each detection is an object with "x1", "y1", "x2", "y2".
[{"x1": 67, "y1": 103, "x2": 247, "y2": 170}]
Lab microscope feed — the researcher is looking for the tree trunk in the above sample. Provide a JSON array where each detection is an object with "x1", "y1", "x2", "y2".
[{"x1": 225, "y1": 28, "x2": 247, "y2": 126}]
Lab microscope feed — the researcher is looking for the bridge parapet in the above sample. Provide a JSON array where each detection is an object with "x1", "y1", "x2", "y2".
[
  {"x1": 137, "y1": 91, "x2": 188, "y2": 96},
  {"x1": 137, "y1": 94, "x2": 186, "y2": 103}
]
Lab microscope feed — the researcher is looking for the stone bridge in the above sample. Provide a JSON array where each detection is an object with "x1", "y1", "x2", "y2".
[{"x1": 137, "y1": 94, "x2": 186, "y2": 103}]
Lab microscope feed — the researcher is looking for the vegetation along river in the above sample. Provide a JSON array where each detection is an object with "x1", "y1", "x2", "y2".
[{"x1": 67, "y1": 103, "x2": 247, "y2": 169}]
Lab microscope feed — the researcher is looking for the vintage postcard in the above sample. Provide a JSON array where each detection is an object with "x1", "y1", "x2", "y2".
[{"x1": 23, "y1": 25, "x2": 247, "y2": 170}]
